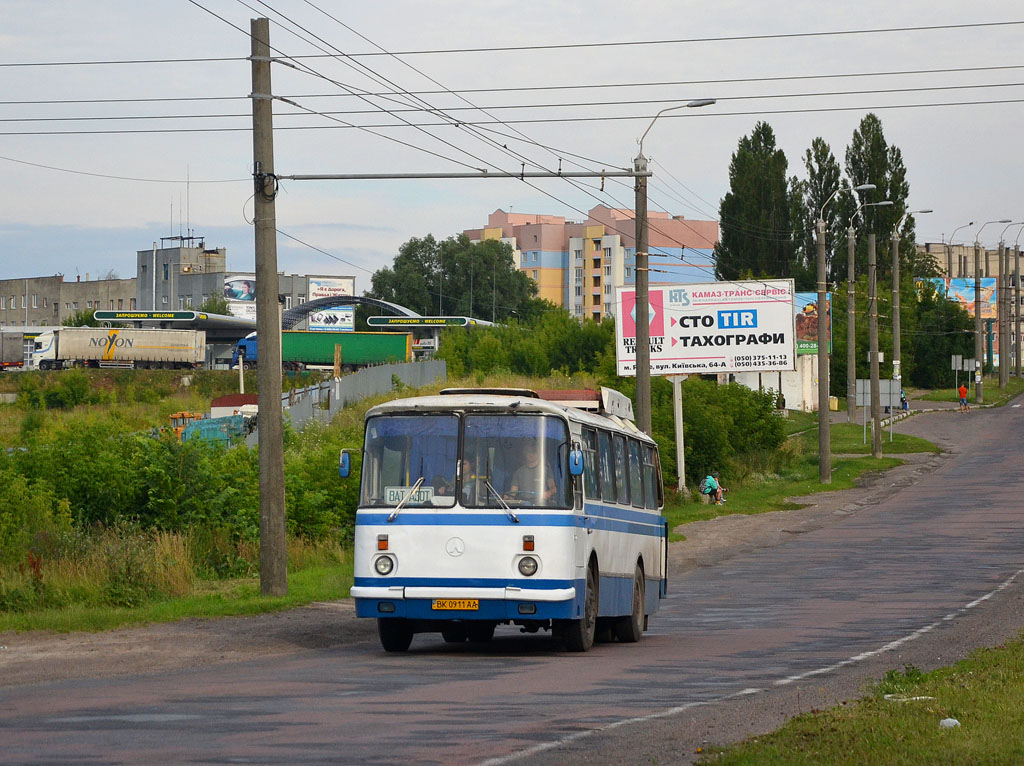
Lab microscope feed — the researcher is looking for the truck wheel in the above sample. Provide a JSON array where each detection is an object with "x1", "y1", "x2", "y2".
[
  {"x1": 378, "y1": 618, "x2": 414, "y2": 652},
  {"x1": 243, "y1": 361, "x2": 255, "y2": 371},
  {"x1": 38, "y1": 360, "x2": 50, "y2": 371}
]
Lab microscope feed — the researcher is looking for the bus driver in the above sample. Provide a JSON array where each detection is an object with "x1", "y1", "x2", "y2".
[{"x1": 506, "y1": 445, "x2": 558, "y2": 504}]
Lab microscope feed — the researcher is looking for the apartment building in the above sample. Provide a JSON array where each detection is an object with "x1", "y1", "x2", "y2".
[
  {"x1": 0, "y1": 274, "x2": 137, "y2": 328},
  {"x1": 465, "y1": 205, "x2": 719, "y2": 321}
]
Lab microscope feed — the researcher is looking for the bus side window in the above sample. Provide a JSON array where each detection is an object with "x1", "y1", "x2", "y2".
[
  {"x1": 581, "y1": 428, "x2": 599, "y2": 500},
  {"x1": 598, "y1": 430, "x2": 616, "y2": 503},
  {"x1": 627, "y1": 438, "x2": 644, "y2": 508},
  {"x1": 643, "y1": 444, "x2": 660, "y2": 509},
  {"x1": 612, "y1": 434, "x2": 629, "y2": 505}
]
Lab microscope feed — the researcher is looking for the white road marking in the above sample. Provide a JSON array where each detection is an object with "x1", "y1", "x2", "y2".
[{"x1": 476, "y1": 566, "x2": 1024, "y2": 766}]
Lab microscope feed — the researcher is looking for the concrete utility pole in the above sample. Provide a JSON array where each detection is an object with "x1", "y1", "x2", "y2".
[
  {"x1": 975, "y1": 243, "x2": 984, "y2": 405},
  {"x1": 999, "y1": 243, "x2": 1008, "y2": 388},
  {"x1": 815, "y1": 218, "x2": 831, "y2": 481},
  {"x1": 250, "y1": 17, "x2": 288, "y2": 597},
  {"x1": 892, "y1": 226, "x2": 902, "y2": 383},
  {"x1": 634, "y1": 151, "x2": 652, "y2": 435},
  {"x1": 1011, "y1": 243, "x2": 1019, "y2": 378},
  {"x1": 847, "y1": 227, "x2": 856, "y2": 423},
  {"x1": 868, "y1": 233, "x2": 882, "y2": 458}
]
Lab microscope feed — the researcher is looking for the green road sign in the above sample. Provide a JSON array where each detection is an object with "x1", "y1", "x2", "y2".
[
  {"x1": 367, "y1": 316, "x2": 471, "y2": 327},
  {"x1": 94, "y1": 311, "x2": 197, "y2": 321}
]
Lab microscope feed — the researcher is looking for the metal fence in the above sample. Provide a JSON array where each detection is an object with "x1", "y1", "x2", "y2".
[{"x1": 246, "y1": 360, "x2": 447, "y2": 446}]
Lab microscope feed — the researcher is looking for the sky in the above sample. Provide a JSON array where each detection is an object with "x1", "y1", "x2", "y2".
[{"x1": 3, "y1": 0, "x2": 1023, "y2": 292}]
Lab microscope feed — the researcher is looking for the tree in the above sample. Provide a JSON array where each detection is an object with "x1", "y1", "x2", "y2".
[
  {"x1": 714, "y1": 122, "x2": 799, "y2": 282},
  {"x1": 63, "y1": 308, "x2": 99, "y2": 327},
  {"x1": 366, "y1": 234, "x2": 541, "y2": 323},
  {"x1": 838, "y1": 114, "x2": 921, "y2": 281},
  {"x1": 796, "y1": 137, "x2": 851, "y2": 287},
  {"x1": 197, "y1": 294, "x2": 231, "y2": 315}
]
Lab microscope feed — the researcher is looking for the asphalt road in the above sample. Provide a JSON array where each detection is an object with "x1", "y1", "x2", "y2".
[{"x1": 1, "y1": 399, "x2": 1022, "y2": 765}]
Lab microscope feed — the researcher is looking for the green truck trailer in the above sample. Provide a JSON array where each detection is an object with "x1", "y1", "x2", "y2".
[{"x1": 231, "y1": 331, "x2": 411, "y2": 371}]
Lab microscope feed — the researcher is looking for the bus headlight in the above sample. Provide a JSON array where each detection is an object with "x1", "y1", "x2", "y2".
[
  {"x1": 374, "y1": 555, "x2": 395, "y2": 575},
  {"x1": 517, "y1": 556, "x2": 539, "y2": 577}
]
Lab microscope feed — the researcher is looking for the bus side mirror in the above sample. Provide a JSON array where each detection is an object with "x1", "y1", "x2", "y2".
[
  {"x1": 568, "y1": 446, "x2": 584, "y2": 476},
  {"x1": 338, "y1": 449, "x2": 351, "y2": 478}
]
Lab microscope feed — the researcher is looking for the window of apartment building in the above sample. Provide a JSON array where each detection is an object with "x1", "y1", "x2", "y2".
[
  {"x1": 575, "y1": 286, "x2": 582, "y2": 297},
  {"x1": 603, "y1": 247, "x2": 611, "y2": 260},
  {"x1": 72, "y1": 301, "x2": 78, "y2": 309},
  {"x1": 201, "y1": 294, "x2": 209, "y2": 306},
  {"x1": 285, "y1": 296, "x2": 292, "y2": 310},
  {"x1": 108, "y1": 300, "x2": 114, "y2": 309},
  {"x1": 163, "y1": 263, "x2": 169, "y2": 280},
  {"x1": 521, "y1": 253, "x2": 527, "y2": 265},
  {"x1": 574, "y1": 249, "x2": 582, "y2": 261},
  {"x1": 42, "y1": 298, "x2": 47, "y2": 308},
  {"x1": 185, "y1": 296, "x2": 192, "y2": 308},
  {"x1": 531, "y1": 270, "x2": 538, "y2": 280},
  {"x1": 130, "y1": 298, "x2": 136, "y2": 309},
  {"x1": 592, "y1": 276, "x2": 600, "y2": 288},
  {"x1": 574, "y1": 305, "x2": 582, "y2": 316},
  {"x1": 625, "y1": 266, "x2": 632, "y2": 278},
  {"x1": 117, "y1": 299, "x2": 123, "y2": 309},
  {"x1": 11, "y1": 296, "x2": 17, "y2": 310},
  {"x1": 162, "y1": 295, "x2": 168, "y2": 305},
  {"x1": 592, "y1": 239, "x2": 601, "y2": 250},
  {"x1": 298, "y1": 294, "x2": 305, "y2": 304},
  {"x1": 528, "y1": 252, "x2": 535, "y2": 262},
  {"x1": 86, "y1": 301, "x2": 93, "y2": 309},
  {"x1": 65, "y1": 302, "x2": 70, "y2": 310},
  {"x1": 604, "y1": 265, "x2": 611, "y2": 277},
  {"x1": 0, "y1": 297, "x2": 5, "y2": 310},
  {"x1": 178, "y1": 297, "x2": 185, "y2": 310},
  {"x1": 604, "y1": 284, "x2": 611, "y2": 294},
  {"x1": 604, "y1": 302, "x2": 611, "y2": 315},
  {"x1": 574, "y1": 267, "x2": 582, "y2": 281}
]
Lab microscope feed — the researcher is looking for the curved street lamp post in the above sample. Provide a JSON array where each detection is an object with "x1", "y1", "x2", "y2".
[{"x1": 974, "y1": 220, "x2": 1012, "y2": 402}]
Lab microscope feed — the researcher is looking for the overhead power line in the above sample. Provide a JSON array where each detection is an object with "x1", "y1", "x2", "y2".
[
  {"x1": 3, "y1": 19, "x2": 1020, "y2": 66},
  {"x1": 5, "y1": 63, "x2": 1022, "y2": 106},
  {"x1": 6, "y1": 95, "x2": 1024, "y2": 135}
]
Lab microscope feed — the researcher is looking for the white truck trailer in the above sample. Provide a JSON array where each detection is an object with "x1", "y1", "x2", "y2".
[{"x1": 32, "y1": 328, "x2": 206, "y2": 370}]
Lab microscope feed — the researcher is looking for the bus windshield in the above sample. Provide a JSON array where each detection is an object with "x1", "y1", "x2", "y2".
[
  {"x1": 462, "y1": 414, "x2": 569, "y2": 509},
  {"x1": 361, "y1": 414, "x2": 459, "y2": 508}
]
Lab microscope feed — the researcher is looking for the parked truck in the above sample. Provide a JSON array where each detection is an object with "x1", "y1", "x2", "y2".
[
  {"x1": 32, "y1": 327, "x2": 206, "y2": 370},
  {"x1": 1, "y1": 331, "x2": 28, "y2": 370},
  {"x1": 231, "y1": 331, "x2": 411, "y2": 372}
]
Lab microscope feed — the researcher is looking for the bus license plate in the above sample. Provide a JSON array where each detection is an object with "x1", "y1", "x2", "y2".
[{"x1": 432, "y1": 599, "x2": 479, "y2": 611}]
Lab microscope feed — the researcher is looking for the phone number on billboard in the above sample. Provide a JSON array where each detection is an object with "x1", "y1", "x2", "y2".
[{"x1": 732, "y1": 354, "x2": 790, "y2": 368}]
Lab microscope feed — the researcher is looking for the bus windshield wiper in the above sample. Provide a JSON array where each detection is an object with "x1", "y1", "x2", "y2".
[
  {"x1": 485, "y1": 480, "x2": 519, "y2": 523},
  {"x1": 387, "y1": 476, "x2": 424, "y2": 522}
]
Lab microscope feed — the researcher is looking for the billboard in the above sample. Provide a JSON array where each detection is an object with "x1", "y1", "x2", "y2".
[
  {"x1": 795, "y1": 292, "x2": 832, "y2": 355},
  {"x1": 309, "y1": 306, "x2": 354, "y2": 332},
  {"x1": 309, "y1": 277, "x2": 355, "y2": 301},
  {"x1": 929, "y1": 278, "x2": 998, "y2": 318},
  {"x1": 615, "y1": 279, "x2": 796, "y2": 376},
  {"x1": 224, "y1": 275, "x2": 256, "y2": 320}
]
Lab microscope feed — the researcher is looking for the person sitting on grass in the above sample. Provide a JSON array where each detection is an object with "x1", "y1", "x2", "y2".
[{"x1": 702, "y1": 471, "x2": 727, "y2": 505}]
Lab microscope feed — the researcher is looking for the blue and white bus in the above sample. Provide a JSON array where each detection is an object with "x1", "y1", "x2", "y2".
[{"x1": 342, "y1": 387, "x2": 667, "y2": 652}]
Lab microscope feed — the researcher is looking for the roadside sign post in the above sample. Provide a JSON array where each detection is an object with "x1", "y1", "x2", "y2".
[{"x1": 668, "y1": 374, "x2": 689, "y2": 495}]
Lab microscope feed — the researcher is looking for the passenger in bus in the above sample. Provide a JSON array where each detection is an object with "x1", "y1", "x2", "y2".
[{"x1": 506, "y1": 445, "x2": 558, "y2": 504}]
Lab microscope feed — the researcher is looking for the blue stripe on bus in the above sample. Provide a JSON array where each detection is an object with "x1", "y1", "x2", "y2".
[{"x1": 356, "y1": 508, "x2": 668, "y2": 538}]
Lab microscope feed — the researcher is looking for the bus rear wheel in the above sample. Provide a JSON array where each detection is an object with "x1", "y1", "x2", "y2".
[
  {"x1": 378, "y1": 618, "x2": 413, "y2": 652},
  {"x1": 441, "y1": 624, "x2": 467, "y2": 643},
  {"x1": 563, "y1": 562, "x2": 597, "y2": 652},
  {"x1": 614, "y1": 564, "x2": 645, "y2": 643},
  {"x1": 466, "y1": 622, "x2": 496, "y2": 643}
]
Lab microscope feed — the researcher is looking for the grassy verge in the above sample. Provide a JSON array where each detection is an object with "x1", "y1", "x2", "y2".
[
  {"x1": 699, "y1": 636, "x2": 1024, "y2": 764},
  {"x1": 663, "y1": 453, "x2": 903, "y2": 541},
  {"x1": 918, "y1": 374, "x2": 1024, "y2": 405},
  {"x1": 0, "y1": 561, "x2": 352, "y2": 633},
  {"x1": 807, "y1": 422, "x2": 941, "y2": 455}
]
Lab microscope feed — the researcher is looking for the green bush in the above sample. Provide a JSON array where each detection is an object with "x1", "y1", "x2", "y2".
[{"x1": 0, "y1": 467, "x2": 72, "y2": 565}]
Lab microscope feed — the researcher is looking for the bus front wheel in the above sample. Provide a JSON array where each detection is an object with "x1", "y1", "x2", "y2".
[
  {"x1": 563, "y1": 563, "x2": 597, "y2": 652},
  {"x1": 378, "y1": 618, "x2": 413, "y2": 652}
]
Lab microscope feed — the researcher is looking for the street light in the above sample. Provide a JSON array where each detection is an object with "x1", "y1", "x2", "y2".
[
  {"x1": 845, "y1": 199, "x2": 892, "y2": 423},
  {"x1": 634, "y1": 98, "x2": 716, "y2": 435},
  {"x1": 948, "y1": 221, "x2": 974, "y2": 278},
  {"x1": 891, "y1": 208, "x2": 932, "y2": 383},
  {"x1": 815, "y1": 182, "x2": 876, "y2": 483},
  {"x1": 974, "y1": 219, "x2": 1012, "y2": 403}
]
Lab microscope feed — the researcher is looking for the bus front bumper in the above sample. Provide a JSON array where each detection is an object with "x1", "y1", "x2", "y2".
[{"x1": 351, "y1": 585, "x2": 579, "y2": 620}]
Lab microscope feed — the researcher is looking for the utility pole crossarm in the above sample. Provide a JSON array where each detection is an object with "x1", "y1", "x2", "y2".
[{"x1": 277, "y1": 170, "x2": 647, "y2": 181}]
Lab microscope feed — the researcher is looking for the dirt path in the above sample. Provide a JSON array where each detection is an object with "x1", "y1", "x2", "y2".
[{"x1": 0, "y1": 410, "x2": 963, "y2": 690}]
